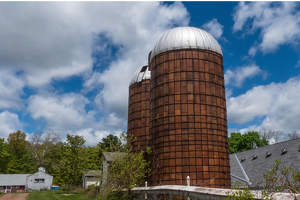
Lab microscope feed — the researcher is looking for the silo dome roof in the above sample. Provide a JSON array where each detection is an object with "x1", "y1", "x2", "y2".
[
  {"x1": 129, "y1": 65, "x2": 151, "y2": 87},
  {"x1": 150, "y1": 27, "x2": 222, "y2": 61}
]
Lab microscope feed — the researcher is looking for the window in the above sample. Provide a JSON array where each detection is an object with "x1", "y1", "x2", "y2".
[
  {"x1": 34, "y1": 179, "x2": 45, "y2": 183},
  {"x1": 0, "y1": 186, "x2": 3, "y2": 189}
]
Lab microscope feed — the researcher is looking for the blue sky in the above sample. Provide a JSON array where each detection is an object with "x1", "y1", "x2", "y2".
[{"x1": 0, "y1": 2, "x2": 299, "y2": 145}]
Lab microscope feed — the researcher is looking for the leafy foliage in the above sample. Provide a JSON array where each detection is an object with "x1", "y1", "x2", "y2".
[
  {"x1": 228, "y1": 131, "x2": 268, "y2": 154},
  {"x1": 98, "y1": 133, "x2": 151, "y2": 199},
  {"x1": 0, "y1": 131, "x2": 101, "y2": 188},
  {"x1": 227, "y1": 160, "x2": 300, "y2": 200}
]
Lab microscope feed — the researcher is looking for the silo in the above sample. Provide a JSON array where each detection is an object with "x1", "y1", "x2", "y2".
[
  {"x1": 128, "y1": 65, "x2": 151, "y2": 153},
  {"x1": 149, "y1": 27, "x2": 230, "y2": 188}
]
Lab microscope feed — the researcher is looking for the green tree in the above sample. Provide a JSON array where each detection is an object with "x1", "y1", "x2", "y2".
[
  {"x1": 229, "y1": 131, "x2": 268, "y2": 154},
  {"x1": 45, "y1": 134, "x2": 89, "y2": 186},
  {"x1": 6, "y1": 131, "x2": 36, "y2": 174},
  {"x1": 98, "y1": 134, "x2": 121, "y2": 152},
  {"x1": 8, "y1": 130, "x2": 27, "y2": 156},
  {"x1": 27, "y1": 132, "x2": 61, "y2": 167},
  {"x1": 0, "y1": 138, "x2": 10, "y2": 173},
  {"x1": 99, "y1": 133, "x2": 151, "y2": 199}
]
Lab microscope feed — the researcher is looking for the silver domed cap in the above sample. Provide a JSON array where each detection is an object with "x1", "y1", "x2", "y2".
[
  {"x1": 150, "y1": 27, "x2": 222, "y2": 61},
  {"x1": 129, "y1": 65, "x2": 151, "y2": 87}
]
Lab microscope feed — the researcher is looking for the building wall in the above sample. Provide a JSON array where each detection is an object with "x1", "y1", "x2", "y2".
[
  {"x1": 84, "y1": 177, "x2": 100, "y2": 189},
  {"x1": 128, "y1": 79, "x2": 151, "y2": 153},
  {"x1": 102, "y1": 160, "x2": 109, "y2": 185},
  {"x1": 149, "y1": 49, "x2": 231, "y2": 188},
  {"x1": 26, "y1": 171, "x2": 53, "y2": 190}
]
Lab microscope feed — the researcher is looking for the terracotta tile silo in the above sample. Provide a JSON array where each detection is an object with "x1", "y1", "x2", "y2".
[
  {"x1": 128, "y1": 65, "x2": 151, "y2": 153},
  {"x1": 148, "y1": 27, "x2": 231, "y2": 188}
]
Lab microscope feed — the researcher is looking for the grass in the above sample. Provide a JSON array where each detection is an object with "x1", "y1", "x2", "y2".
[
  {"x1": 26, "y1": 190, "x2": 98, "y2": 200},
  {"x1": 0, "y1": 192, "x2": 5, "y2": 197}
]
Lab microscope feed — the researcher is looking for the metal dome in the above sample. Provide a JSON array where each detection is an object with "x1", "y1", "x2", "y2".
[
  {"x1": 150, "y1": 27, "x2": 223, "y2": 61},
  {"x1": 129, "y1": 65, "x2": 151, "y2": 87}
]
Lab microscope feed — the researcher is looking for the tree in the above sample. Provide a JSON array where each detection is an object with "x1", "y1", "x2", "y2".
[
  {"x1": 287, "y1": 131, "x2": 300, "y2": 140},
  {"x1": 229, "y1": 131, "x2": 268, "y2": 154},
  {"x1": 0, "y1": 138, "x2": 10, "y2": 173},
  {"x1": 8, "y1": 130, "x2": 27, "y2": 156},
  {"x1": 259, "y1": 128, "x2": 284, "y2": 144},
  {"x1": 45, "y1": 134, "x2": 89, "y2": 186},
  {"x1": 6, "y1": 131, "x2": 36, "y2": 174},
  {"x1": 98, "y1": 134, "x2": 121, "y2": 152},
  {"x1": 27, "y1": 132, "x2": 61, "y2": 167},
  {"x1": 98, "y1": 133, "x2": 151, "y2": 199}
]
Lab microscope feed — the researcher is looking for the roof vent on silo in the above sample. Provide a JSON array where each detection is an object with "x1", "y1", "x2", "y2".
[
  {"x1": 252, "y1": 154, "x2": 258, "y2": 160},
  {"x1": 281, "y1": 148, "x2": 287, "y2": 155},
  {"x1": 241, "y1": 157, "x2": 246, "y2": 162},
  {"x1": 129, "y1": 65, "x2": 151, "y2": 87},
  {"x1": 266, "y1": 152, "x2": 271, "y2": 157}
]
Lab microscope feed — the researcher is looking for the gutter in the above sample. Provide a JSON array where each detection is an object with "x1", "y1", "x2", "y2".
[{"x1": 234, "y1": 154, "x2": 252, "y2": 185}]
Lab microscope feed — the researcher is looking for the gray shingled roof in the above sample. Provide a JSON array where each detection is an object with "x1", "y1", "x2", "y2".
[
  {"x1": 84, "y1": 170, "x2": 102, "y2": 177},
  {"x1": 230, "y1": 138, "x2": 300, "y2": 189},
  {"x1": 0, "y1": 174, "x2": 31, "y2": 186},
  {"x1": 103, "y1": 152, "x2": 126, "y2": 162}
]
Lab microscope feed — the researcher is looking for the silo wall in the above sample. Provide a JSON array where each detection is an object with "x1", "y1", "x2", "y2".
[
  {"x1": 128, "y1": 79, "x2": 151, "y2": 153},
  {"x1": 149, "y1": 49, "x2": 230, "y2": 188}
]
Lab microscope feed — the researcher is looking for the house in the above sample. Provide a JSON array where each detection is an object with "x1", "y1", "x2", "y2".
[
  {"x1": 0, "y1": 167, "x2": 53, "y2": 193},
  {"x1": 0, "y1": 174, "x2": 30, "y2": 193},
  {"x1": 82, "y1": 152, "x2": 125, "y2": 189},
  {"x1": 26, "y1": 167, "x2": 53, "y2": 191},
  {"x1": 82, "y1": 170, "x2": 101, "y2": 189},
  {"x1": 230, "y1": 138, "x2": 300, "y2": 189},
  {"x1": 102, "y1": 152, "x2": 126, "y2": 185}
]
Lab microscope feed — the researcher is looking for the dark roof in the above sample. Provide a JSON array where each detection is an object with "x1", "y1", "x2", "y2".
[
  {"x1": 83, "y1": 170, "x2": 102, "y2": 177},
  {"x1": 230, "y1": 138, "x2": 300, "y2": 188},
  {"x1": 0, "y1": 174, "x2": 31, "y2": 186},
  {"x1": 103, "y1": 152, "x2": 126, "y2": 162}
]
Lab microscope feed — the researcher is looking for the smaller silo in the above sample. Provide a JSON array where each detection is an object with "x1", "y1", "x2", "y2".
[{"x1": 128, "y1": 65, "x2": 151, "y2": 153}]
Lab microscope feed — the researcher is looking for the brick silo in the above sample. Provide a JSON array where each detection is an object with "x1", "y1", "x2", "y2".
[
  {"x1": 128, "y1": 65, "x2": 151, "y2": 153},
  {"x1": 148, "y1": 27, "x2": 230, "y2": 188}
]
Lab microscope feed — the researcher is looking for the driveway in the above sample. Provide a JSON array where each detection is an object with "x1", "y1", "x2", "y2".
[{"x1": 0, "y1": 193, "x2": 29, "y2": 200}]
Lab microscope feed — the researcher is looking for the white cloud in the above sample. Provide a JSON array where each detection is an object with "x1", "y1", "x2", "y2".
[
  {"x1": 27, "y1": 93, "x2": 92, "y2": 131},
  {"x1": 0, "y1": 2, "x2": 190, "y2": 145},
  {"x1": 26, "y1": 91, "x2": 129, "y2": 146},
  {"x1": 0, "y1": 69, "x2": 25, "y2": 109},
  {"x1": 227, "y1": 75, "x2": 300, "y2": 134},
  {"x1": 297, "y1": 60, "x2": 300, "y2": 68},
  {"x1": 83, "y1": 2, "x2": 189, "y2": 120},
  {"x1": 201, "y1": 18, "x2": 224, "y2": 40},
  {"x1": 233, "y1": 2, "x2": 300, "y2": 55},
  {"x1": 225, "y1": 64, "x2": 265, "y2": 87},
  {"x1": 0, "y1": 2, "x2": 189, "y2": 88},
  {"x1": 0, "y1": 111, "x2": 24, "y2": 139}
]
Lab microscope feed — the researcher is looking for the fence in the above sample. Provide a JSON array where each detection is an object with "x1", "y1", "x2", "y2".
[{"x1": 131, "y1": 185, "x2": 297, "y2": 200}]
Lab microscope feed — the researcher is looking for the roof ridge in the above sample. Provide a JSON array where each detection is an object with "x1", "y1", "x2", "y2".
[{"x1": 231, "y1": 138, "x2": 300, "y2": 154}]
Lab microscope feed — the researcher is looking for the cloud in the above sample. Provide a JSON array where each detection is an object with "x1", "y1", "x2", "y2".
[
  {"x1": 0, "y1": 111, "x2": 24, "y2": 139},
  {"x1": 83, "y1": 2, "x2": 189, "y2": 121},
  {"x1": 26, "y1": 91, "x2": 127, "y2": 146},
  {"x1": 0, "y1": 2, "x2": 189, "y2": 88},
  {"x1": 27, "y1": 92, "x2": 94, "y2": 131},
  {"x1": 225, "y1": 64, "x2": 265, "y2": 87},
  {"x1": 227, "y1": 75, "x2": 300, "y2": 134},
  {"x1": 0, "y1": 2, "x2": 190, "y2": 145},
  {"x1": 201, "y1": 18, "x2": 224, "y2": 40},
  {"x1": 0, "y1": 69, "x2": 25, "y2": 109},
  {"x1": 233, "y1": 2, "x2": 300, "y2": 55}
]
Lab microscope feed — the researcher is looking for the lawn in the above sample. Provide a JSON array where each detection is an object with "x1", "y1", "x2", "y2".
[
  {"x1": 0, "y1": 193, "x2": 5, "y2": 197},
  {"x1": 26, "y1": 190, "x2": 97, "y2": 200}
]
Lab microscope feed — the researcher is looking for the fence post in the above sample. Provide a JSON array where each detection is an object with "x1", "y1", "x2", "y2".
[
  {"x1": 145, "y1": 181, "x2": 147, "y2": 199},
  {"x1": 187, "y1": 176, "x2": 190, "y2": 186}
]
